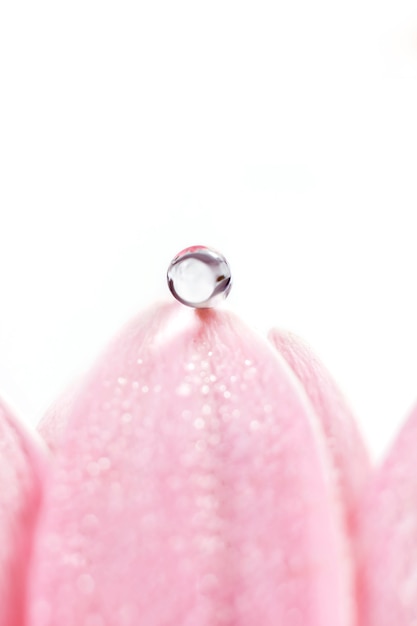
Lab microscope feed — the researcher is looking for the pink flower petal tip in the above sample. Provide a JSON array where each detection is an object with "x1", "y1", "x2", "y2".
[
  {"x1": 356, "y1": 402, "x2": 417, "y2": 626},
  {"x1": 0, "y1": 401, "x2": 45, "y2": 626},
  {"x1": 269, "y1": 329, "x2": 370, "y2": 531},
  {"x1": 27, "y1": 303, "x2": 368, "y2": 626}
]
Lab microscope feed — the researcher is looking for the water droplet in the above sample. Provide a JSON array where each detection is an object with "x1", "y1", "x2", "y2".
[
  {"x1": 98, "y1": 457, "x2": 111, "y2": 470},
  {"x1": 82, "y1": 513, "x2": 99, "y2": 530},
  {"x1": 195, "y1": 439, "x2": 207, "y2": 451},
  {"x1": 167, "y1": 245, "x2": 232, "y2": 308},
  {"x1": 86, "y1": 461, "x2": 100, "y2": 476},
  {"x1": 77, "y1": 573, "x2": 95, "y2": 595},
  {"x1": 176, "y1": 383, "x2": 192, "y2": 397}
]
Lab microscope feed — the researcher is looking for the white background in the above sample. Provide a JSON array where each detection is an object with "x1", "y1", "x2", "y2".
[{"x1": 0, "y1": 0, "x2": 416, "y2": 460}]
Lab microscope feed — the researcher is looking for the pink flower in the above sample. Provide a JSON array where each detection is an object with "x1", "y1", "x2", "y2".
[{"x1": 0, "y1": 303, "x2": 412, "y2": 625}]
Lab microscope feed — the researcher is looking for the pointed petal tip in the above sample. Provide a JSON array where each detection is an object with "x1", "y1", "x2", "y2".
[
  {"x1": 0, "y1": 400, "x2": 46, "y2": 626},
  {"x1": 269, "y1": 327, "x2": 370, "y2": 517},
  {"x1": 356, "y1": 402, "x2": 417, "y2": 626},
  {"x1": 30, "y1": 304, "x2": 354, "y2": 626}
]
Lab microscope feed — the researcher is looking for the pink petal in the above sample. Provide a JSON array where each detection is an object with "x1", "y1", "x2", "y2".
[
  {"x1": 269, "y1": 329, "x2": 370, "y2": 531},
  {"x1": 31, "y1": 303, "x2": 354, "y2": 626},
  {"x1": 356, "y1": 404, "x2": 417, "y2": 626},
  {"x1": 0, "y1": 400, "x2": 45, "y2": 626}
]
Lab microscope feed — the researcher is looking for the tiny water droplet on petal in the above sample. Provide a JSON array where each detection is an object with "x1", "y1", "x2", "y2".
[{"x1": 167, "y1": 245, "x2": 232, "y2": 308}]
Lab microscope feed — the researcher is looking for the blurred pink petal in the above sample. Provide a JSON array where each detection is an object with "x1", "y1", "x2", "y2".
[
  {"x1": 356, "y1": 404, "x2": 417, "y2": 626},
  {"x1": 29, "y1": 303, "x2": 357, "y2": 626},
  {"x1": 0, "y1": 401, "x2": 45, "y2": 626},
  {"x1": 269, "y1": 329, "x2": 370, "y2": 530}
]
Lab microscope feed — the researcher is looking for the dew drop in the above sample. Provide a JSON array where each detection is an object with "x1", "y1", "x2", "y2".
[
  {"x1": 98, "y1": 457, "x2": 111, "y2": 470},
  {"x1": 77, "y1": 573, "x2": 95, "y2": 595},
  {"x1": 176, "y1": 383, "x2": 192, "y2": 397},
  {"x1": 167, "y1": 245, "x2": 232, "y2": 308},
  {"x1": 86, "y1": 462, "x2": 100, "y2": 477}
]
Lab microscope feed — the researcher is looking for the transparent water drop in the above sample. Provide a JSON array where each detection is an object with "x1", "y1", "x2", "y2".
[{"x1": 167, "y1": 246, "x2": 232, "y2": 308}]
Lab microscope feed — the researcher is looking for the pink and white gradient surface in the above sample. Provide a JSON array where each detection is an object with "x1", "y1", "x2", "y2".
[{"x1": 2, "y1": 302, "x2": 415, "y2": 625}]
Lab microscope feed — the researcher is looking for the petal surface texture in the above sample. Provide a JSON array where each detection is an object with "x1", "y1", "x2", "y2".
[
  {"x1": 357, "y1": 404, "x2": 417, "y2": 626},
  {"x1": 32, "y1": 303, "x2": 354, "y2": 626},
  {"x1": 0, "y1": 401, "x2": 44, "y2": 626},
  {"x1": 269, "y1": 330, "x2": 370, "y2": 531}
]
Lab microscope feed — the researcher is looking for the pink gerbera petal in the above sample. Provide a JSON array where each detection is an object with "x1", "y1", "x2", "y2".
[
  {"x1": 0, "y1": 401, "x2": 45, "y2": 626},
  {"x1": 269, "y1": 329, "x2": 370, "y2": 530},
  {"x1": 30, "y1": 303, "x2": 355, "y2": 626},
  {"x1": 356, "y1": 403, "x2": 417, "y2": 626}
]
